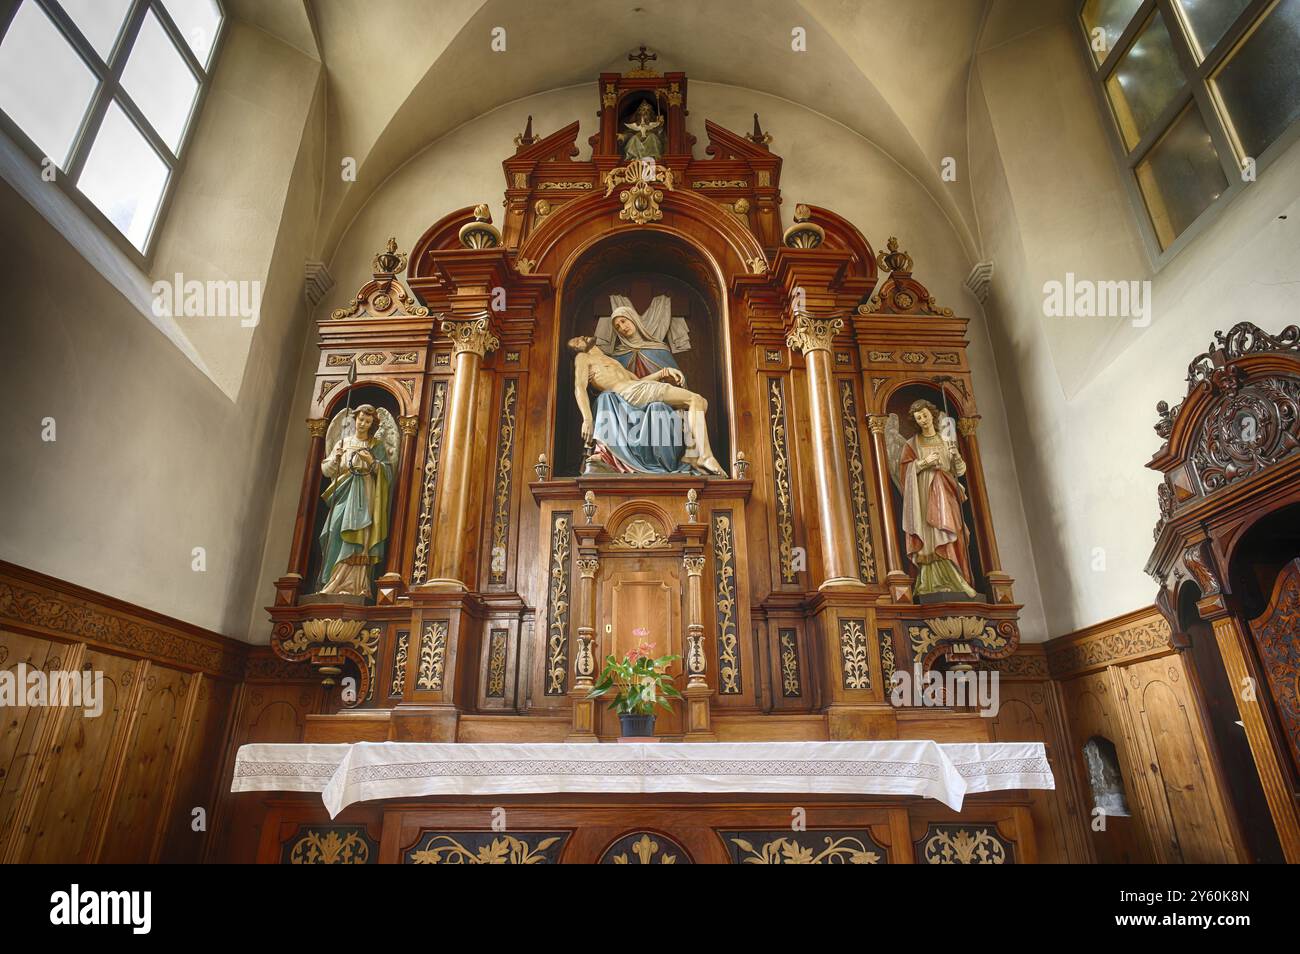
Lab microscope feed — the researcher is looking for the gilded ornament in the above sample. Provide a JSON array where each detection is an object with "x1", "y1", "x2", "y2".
[
  {"x1": 839, "y1": 618, "x2": 871, "y2": 690},
  {"x1": 613, "y1": 518, "x2": 668, "y2": 549},
  {"x1": 489, "y1": 379, "x2": 518, "y2": 584},
  {"x1": 767, "y1": 378, "x2": 797, "y2": 583},
  {"x1": 604, "y1": 159, "x2": 674, "y2": 226},
  {"x1": 441, "y1": 317, "x2": 500, "y2": 357},
  {"x1": 411, "y1": 381, "x2": 448, "y2": 584},
  {"x1": 416, "y1": 620, "x2": 448, "y2": 691},
  {"x1": 712, "y1": 512, "x2": 741, "y2": 694},
  {"x1": 544, "y1": 513, "x2": 572, "y2": 695},
  {"x1": 786, "y1": 313, "x2": 844, "y2": 355}
]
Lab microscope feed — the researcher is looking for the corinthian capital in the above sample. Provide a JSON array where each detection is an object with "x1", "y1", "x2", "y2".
[
  {"x1": 441, "y1": 317, "x2": 500, "y2": 357},
  {"x1": 785, "y1": 313, "x2": 844, "y2": 354}
]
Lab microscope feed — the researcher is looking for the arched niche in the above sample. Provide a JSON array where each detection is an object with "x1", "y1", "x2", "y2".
[
  {"x1": 551, "y1": 230, "x2": 731, "y2": 477},
  {"x1": 1081, "y1": 735, "x2": 1131, "y2": 818},
  {"x1": 883, "y1": 380, "x2": 986, "y2": 599},
  {"x1": 303, "y1": 382, "x2": 404, "y2": 596}
]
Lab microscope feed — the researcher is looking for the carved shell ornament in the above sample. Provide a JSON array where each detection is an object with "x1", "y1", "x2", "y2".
[{"x1": 613, "y1": 518, "x2": 669, "y2": 549}]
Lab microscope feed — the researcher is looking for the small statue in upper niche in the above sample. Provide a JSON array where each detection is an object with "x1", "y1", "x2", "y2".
[
  {"x1": 885, "y1": 399, "x2": 978, "y2": 600},
  {"x1": 316, "y1": 404, "x2": 398, "y2": 597},
  {"x1": 621, "y1": 100, "x2": 664, "y2": 161}
]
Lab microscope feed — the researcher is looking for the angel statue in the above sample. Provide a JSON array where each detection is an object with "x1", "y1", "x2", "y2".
[
  {"x1": 884, "y1": 399, "x2": 978, "y2": 600},
  {"x1": 621, "y1": 100, "x2": 664, "y2": 161},
  {"x1": 571, "y1": 295, "x2": 723, "y2": 476},
  {"x1": 315, "y1": 404, "x2": 399, "y2": 598}
]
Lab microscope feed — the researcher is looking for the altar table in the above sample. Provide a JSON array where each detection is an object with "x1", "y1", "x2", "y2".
[{"x1": 232, "y1": 740, "x2": 1053, "y2": 818}]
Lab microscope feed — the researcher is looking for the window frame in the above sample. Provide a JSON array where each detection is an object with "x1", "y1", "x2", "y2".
[
  {"x1": 1077, "y1": 0, "x2": 1300, "y2": 268},
  {"x1": 0, "y1": 0, "x2": 226, "y2": 264}
]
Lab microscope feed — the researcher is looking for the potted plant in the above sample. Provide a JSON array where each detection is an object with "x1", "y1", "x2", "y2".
[{"x1": 587, "y1": 630, "x2": 682, "y2": 739}]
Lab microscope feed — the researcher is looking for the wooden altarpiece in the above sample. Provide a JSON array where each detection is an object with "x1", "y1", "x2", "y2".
[
  {"x1": 265, "y1": 65, "x2": 1023, "y2": 746},
  {"x1": 1147, "y1": 321, "x2": 1300, "y2": 862}
]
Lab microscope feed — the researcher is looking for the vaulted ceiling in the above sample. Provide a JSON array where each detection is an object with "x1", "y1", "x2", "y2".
[{"x1": 230, "y1": 0, "x2": 1073, "y2": 265}]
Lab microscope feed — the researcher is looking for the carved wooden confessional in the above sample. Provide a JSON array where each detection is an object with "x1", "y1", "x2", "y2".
[
  {"x1": 1147, "y1": 321, "x2": 1300, "y2": 862},
  {"x1": 266, "y1": 64, "x2": 1023, "y2": 743}
]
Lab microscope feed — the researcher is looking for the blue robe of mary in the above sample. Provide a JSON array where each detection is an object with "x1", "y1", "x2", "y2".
[{"x1": 593, "y1": 345, "x2": 694, "y2": 475}]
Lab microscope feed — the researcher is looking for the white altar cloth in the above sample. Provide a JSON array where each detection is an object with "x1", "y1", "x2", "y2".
[{"x1": 232, "y1": 740, "x2": 1053, "y2": 818}]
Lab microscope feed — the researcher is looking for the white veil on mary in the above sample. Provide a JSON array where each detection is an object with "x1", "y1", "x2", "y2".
[{"x1": 594, "y1": 294, "x2": 691, "y2": 356}]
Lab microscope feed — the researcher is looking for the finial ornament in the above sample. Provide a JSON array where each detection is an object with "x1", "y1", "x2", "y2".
[
  {"x1": 459, "y1": 205, "x2": 501, "y2": 248},
  {"x1": 734, "y1": 451, "x2": 750, "y2": 480},
  {"x1": 372, "y1": 236, "x2": 406, "y2": 275},
  {"x1": 686, "y1": 488, "x2": 700, "y2": 523},
  {"x1": 877, "y1": 236, "x2": 914, "y2": 274},
  {"x1": 746, "y1": 113, "x2": 773, "y2": 146},
  {"x1": 783, "y1": 205, "x2": 824, "y2": 248},
  {"x1": 582, "y1": 490, "x2": 597, "y2": 524},
  {"x1": 534, "y1": 453, "x2": 549, "y2": 482},
  {"x1": 514, "y1": 115, "x2": 538, "y2": 147}
]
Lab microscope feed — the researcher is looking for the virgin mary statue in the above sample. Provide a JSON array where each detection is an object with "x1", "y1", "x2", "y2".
[{"x1": 316, "y1": 404, "x2": 398, "y2": 597}]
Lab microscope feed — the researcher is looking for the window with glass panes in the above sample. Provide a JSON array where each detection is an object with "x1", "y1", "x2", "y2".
[
  {"x1": 1080, "y1": 0, "x2": 1300, "y2": 257},
  {"x1": 0, "y1": 0, "x2": 223, "y2": 254}
]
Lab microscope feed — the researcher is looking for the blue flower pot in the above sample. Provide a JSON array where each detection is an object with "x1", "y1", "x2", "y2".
[{"x1": 619, "y1": 714, "x2": 656, "y2": 738}]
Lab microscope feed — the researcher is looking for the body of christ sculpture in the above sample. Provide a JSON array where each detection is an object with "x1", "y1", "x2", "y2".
[
  {"x1": 315, "y1": 404, "x2": 398, "y2": 597},
  {"x1": 570, "y1": 328, "x2": 726, "y2": 476}
]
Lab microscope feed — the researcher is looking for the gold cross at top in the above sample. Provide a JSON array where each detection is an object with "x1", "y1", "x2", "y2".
[{"x1": 628, "y1": 46, "x2": 657, "y2": 71}]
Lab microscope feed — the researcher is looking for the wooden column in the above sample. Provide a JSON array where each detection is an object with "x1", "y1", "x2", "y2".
[
  {"x1": 567, "y1": 525, "x2": 602, "y2": 742},
  {"x1": 1210, "y1": 614, "x2": 1300, "y2": 862},
  {"x1": 867, "y1": 415, "x2": 913, "y2": 603},
  {"x1": 957, "y1": 416, "x2": 1013, "y2": 603},
  {"x1": 786, "y1": 314, "x2": 860, "y2": 589},
  {"x1": 681, "y1": 539, "x2": 716, "y2": 740},
  {"x1": 275, "y1": 418, "x2": 328, "y2": 605},
  {"x1": 377, "y1": 415, "x2": 420, "y2": 602},
  {"x1": 424, "y1": 316, "x2": 499, "y2": 590}
]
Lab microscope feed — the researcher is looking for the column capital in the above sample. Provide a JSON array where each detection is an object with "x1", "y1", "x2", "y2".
[
  {"x1": 576, "y1": 555, "x2": 601, "y2": 579},
  {"x1": 307, "y1": 417, "x2": 329, "y2": 438},
  {"x1": 398, "y1": 415, "x2": 420, "y2": 436},
  {"x1": 785, "y1": 313, "x2": 843, "y2": 354},
  {"x1": 441, "y1": 316, "x2": 500, "y2": 357},
  {"x1": 957, "y1": 416, "x2": 980, "y2": 437},
  {"x1": 682, "y1": 554, "x2": 706, "y2": 577},
  {"x1": 867, "y1": 415, "x2": 890, "y2": 435}
]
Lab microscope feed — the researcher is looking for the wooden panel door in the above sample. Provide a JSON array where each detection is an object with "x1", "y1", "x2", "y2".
[
  {"x1": 596, "y1": 559, "x2": 684, "y2": 738},
  {"x1": 1121, "y1": 655, "x2": 1241, "y2": 863}
]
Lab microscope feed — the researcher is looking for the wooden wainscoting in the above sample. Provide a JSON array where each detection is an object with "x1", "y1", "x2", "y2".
[
  {"x1": 985, "y1": 645, "x2": 1093, "y2": 863},
  {"x1": 1046, "y1": 606, "x2": 1247, "y2": 864},
  {"x1": 0, "y1": 561, "x2": 323, "y2": 863}
]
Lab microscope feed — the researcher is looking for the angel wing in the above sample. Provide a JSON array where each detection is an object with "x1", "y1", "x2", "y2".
[
  {"x1": 324, "y1": 406, "x2": 353, "y2": 458},
  {"x1": 883, "y1": 413, "x2": 908, "y2": 491},
  {"x1": 375, "y1": 407, "x2": 400, "y2": 469}
]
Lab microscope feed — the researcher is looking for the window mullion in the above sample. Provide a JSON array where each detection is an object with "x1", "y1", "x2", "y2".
[
  {"x1": 1190, "y1": 81, "x2": 1246, "y2": 186},
  {"x1": 1087, "y1": 0, "x2": 1160, "y2": 76},
  {"x1": 63, "y1": 81, "x2": 111, "y2": 182},
  {"x1": 1124, "y1": 84, "x2": 1196, "y2": 165},
  {"x1": 148, "y1": 0, "x2": 206, "y2": 79},
  {"x1": 32, "y1": 0, "x2": 111, "y2": 81},
  {"x1": 1197, "y1": 0, "x2": 1276, "y2": 76}
]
